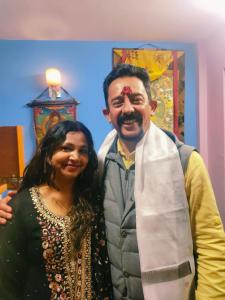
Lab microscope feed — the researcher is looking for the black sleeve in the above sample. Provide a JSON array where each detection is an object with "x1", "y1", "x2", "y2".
[
  {"x1": 91, "y1": 195, "x2": 113, "y2": 300},
  {"x1": 0, "y1": 191, "x2": 29, "y2": 300}
]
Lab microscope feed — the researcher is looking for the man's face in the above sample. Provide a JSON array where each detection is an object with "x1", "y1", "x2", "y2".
[{"x1": 104, "y1": 76, "x2": 154, "y2": 143}]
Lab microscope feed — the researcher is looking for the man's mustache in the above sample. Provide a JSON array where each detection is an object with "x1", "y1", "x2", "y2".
[{"x1": 118, "y1": 112, "x2": 142, "y2": 126}]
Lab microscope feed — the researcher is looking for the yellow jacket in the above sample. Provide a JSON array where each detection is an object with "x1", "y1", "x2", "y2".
[{"x1": 185, "y1": 151, "x2": 225, "y2": 299}]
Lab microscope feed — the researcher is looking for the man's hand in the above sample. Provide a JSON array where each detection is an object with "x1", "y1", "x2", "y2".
[{"x1": 0, "y1": 191, "x2": 16, "y2": 224}]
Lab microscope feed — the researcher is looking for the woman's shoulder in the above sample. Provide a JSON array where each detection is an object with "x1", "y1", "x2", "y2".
[{"x1": 10, "y1": 187, "x2": 34, "y2": 212}]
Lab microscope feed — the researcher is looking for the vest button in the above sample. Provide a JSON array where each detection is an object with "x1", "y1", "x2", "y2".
[
  {"x1": 121, "y1": 230, "x2": 127, "y2": 238},
  {"x1": 123, "y1": 271, "x2": 129, "y2": 278},
  {"x1": 122, "y1": 287, "x2": 127, "y2": 296}
]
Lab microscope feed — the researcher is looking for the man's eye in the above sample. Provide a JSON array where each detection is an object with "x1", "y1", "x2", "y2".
[
  {"x1": 111, "y1": 99, "x2": 123, "y2": 107},
  {"x1": 132, "y1": 96, "x2": 143, "y2": 104}
]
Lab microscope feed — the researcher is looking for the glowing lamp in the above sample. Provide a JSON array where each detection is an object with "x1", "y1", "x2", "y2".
[{"x1": 45, "y1": 68, "x2": 61, "y2": 99}]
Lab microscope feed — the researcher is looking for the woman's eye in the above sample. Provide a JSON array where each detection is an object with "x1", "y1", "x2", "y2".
[
  {"x1": 79, "y1": 148, "x2": 89, "y2": 155},
  {"x1": 61, "y1": 146, "x2": 72, "y2": 152},
  {"x1": 58, "y1": 146, "x2": 88, "y2": 155}
]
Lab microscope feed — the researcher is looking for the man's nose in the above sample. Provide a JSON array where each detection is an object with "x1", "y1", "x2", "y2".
[{"x1": 122, "y1": 98, "x2": 134, "y2": 114}]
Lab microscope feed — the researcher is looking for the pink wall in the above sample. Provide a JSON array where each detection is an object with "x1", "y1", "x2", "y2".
[{"x1": 198, "y1": 31, "x2": 225, "y2": 224}]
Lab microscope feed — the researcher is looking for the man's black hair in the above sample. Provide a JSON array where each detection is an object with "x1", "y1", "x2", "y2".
[{"x1": 103, "y1": 63, "x2": 151, "y2": 108}]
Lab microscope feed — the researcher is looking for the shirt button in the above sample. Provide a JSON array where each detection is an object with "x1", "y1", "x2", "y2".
[
  {"x1": 122, "y1": 287, "x2": 127, "y2": 296},
  {"x1": 121, "y1": 230, "x2": 127, "y2": 238},
  {"x1": 123, "y1": 271, "x2": 129, "y2": 278}
]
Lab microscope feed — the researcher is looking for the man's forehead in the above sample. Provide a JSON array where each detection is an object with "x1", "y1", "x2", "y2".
[
  {"x1": 108, "y1": 77, "x2": 146, "y2": 97},
  {"x1": 121, "y1": 86, "x2": 133, "y2": 96}
]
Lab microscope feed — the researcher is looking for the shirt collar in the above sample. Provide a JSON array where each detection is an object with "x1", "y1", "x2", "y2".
[{"x1": 117, "y1": 139, "x2": 135, "y2": 169}]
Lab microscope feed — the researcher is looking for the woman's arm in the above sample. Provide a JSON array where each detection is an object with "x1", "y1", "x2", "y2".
[{"x1": 91, "y1": 198, "x2": 113, "y2": 300}]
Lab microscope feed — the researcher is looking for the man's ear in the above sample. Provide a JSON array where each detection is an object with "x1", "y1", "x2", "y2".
[
  {"x1": 150, "y1": 100, "x2": 157, "y2": 115},
  {"x1": 102, "y1": 108, "x2": 112, "y2": 123}
]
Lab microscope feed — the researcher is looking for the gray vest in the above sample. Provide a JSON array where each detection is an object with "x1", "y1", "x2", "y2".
[{"x1": 103, "y1": 137, "x2": 195, "y2": 300}]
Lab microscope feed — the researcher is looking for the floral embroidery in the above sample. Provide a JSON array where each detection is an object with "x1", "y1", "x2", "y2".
[{"x1": 30, "y1": 187, "x2": 92, "y2": 300}]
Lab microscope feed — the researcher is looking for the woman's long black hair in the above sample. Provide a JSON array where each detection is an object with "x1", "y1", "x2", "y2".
[{"x1": 19, "y1": 120, "x2": 99, "y2": 251}]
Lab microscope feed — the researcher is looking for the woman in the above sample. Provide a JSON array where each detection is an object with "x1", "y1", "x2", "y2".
[{"x1": 0, "y1": 120, "x2": 112, "y2": 300}]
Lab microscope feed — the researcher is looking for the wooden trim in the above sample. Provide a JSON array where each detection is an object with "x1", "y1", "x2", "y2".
[
  {"x1": 0, "y1": 183, "x2": 7, "y2": 194},
  {"x1": 16, "y1": 126, "x2": 25, "y2": 177}
]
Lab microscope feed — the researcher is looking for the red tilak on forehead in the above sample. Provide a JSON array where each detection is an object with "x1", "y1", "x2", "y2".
[{"x1": 121, "y1": 86, "x2": 133, "y2": 96}]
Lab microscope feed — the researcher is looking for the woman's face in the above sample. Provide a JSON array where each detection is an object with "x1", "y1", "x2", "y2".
[{"x1": 50, "y1": 131, "x2": 89, "y2": 183}]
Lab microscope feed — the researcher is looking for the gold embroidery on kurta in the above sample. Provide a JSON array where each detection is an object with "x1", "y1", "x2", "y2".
[{"x1": 30, "y1": 187, "x2": 92, "y2": 300}]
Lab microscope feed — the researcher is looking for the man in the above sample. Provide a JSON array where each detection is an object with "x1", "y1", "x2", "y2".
[{"x1": 1, "y1": 64, "x2": 225, "y2": 300}]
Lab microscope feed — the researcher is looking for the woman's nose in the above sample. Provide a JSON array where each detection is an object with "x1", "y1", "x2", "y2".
[{"x1": 69, "y1": 150, "x2": 79, "y2": 160}]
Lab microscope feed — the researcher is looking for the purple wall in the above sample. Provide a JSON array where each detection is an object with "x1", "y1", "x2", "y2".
[{"x1": 198, "y1": 32, "x2": 225, "y2": 223}]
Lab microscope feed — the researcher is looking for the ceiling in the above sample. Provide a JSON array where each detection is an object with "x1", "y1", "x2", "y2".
[{"x1": 0, "y1": 0, "x2": 224, "y2": 42}]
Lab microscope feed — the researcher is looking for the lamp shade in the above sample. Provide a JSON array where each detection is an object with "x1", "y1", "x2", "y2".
[{"x1": 46, "y1": 68, "x2": 61, "y2": 86}]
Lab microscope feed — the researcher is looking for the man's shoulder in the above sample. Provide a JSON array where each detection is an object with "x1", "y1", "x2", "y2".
[
  {"x1": 178, "y1": 143, "x2": 197, "y2": 173},
  {"x1": 10, "y1": 188, "x2": 32, "y2": 211},
  {"x1": 161, "y1": 129, "x2": 197, "y2": 173}
]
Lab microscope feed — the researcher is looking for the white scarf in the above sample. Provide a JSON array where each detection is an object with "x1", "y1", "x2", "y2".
[{"x1": 98, "y1": 123, "x2": 195, "y2": 300}]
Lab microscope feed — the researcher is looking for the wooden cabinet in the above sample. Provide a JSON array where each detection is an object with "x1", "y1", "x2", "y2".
[{"x1": 0, "y1": 126, "x2": 25, "y2": 189}]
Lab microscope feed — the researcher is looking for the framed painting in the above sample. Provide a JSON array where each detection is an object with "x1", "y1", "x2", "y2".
[{"x1": 27, "y1": 89, "x2": 79, "y2": 144}]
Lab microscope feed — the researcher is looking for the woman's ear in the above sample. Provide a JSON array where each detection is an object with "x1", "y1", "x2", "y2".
[{"x1": 46, "y1": 156, "x2": 52, "y2": 165}]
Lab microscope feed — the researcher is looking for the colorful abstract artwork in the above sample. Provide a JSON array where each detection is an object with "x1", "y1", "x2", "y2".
[{"x1": 113, "y1": 48, "x2": 185, "y2": 140}]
